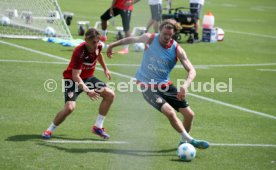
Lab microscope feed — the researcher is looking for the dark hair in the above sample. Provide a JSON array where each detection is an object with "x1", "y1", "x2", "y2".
[
  {"x1": 159, "y1": 19, "x2": 181, "y2": 32},
  {"x1": 85, "y1": 28, "x2": 101, "y2": 40}
]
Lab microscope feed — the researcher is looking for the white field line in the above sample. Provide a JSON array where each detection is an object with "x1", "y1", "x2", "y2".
[
  {"x1": 100, "y1": 63, "x2": 276, "y2": 69},
  {"x1": 46, "y1": 140, "x2": 128, "y2": 144},
  {"x1": 210, "y1": 143, "x2": 276, "y2": 147},
  {"x1": 225, "y1": 30, "x2": 276, "y2": 39},
  {"x1": 176, "y1": 63, "x2": 276, "y2": 69},
  {"x1": 0, "y1": 59, "x2": 68, "y2": 65},
  {"x1": 84, "y1": 63, "x2": 276, "y2": 69},
  {"x1": 0, "y1": 40, "x2": 69, "y2": 62},
  {"x1": 2, "y1": 59, "x2": 275, "y2": 69},
  {"x1": 257, "y1": 69, "x2": 276, "y2": 72},
  {"x1": 1, "y1": 41, "x2": 275, "y2": 120},
  {"x1": 188, "y1": 93, "x2": 276, "y2": 120}
]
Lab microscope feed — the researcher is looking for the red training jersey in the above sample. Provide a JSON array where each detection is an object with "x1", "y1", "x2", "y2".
[
  {"x1": 63, "y1": 42, "x2": 102, "y2": 79},
  {"x1": 114, "y1": 0, "x2": 133, "y2": 11}
]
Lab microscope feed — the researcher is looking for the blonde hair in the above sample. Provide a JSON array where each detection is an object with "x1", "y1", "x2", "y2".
[{"x1": 159, "y1": 19, "x2": 181, "y2": 33}]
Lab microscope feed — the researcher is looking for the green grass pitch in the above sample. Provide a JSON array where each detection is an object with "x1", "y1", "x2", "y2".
[{"x1": 0, "y1": 0, "x2": 275, "y2": 169}]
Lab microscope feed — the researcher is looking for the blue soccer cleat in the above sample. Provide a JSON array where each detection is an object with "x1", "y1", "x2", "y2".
[
  {"x1": 92, "y1": 126, "x2": 110, "y2": 140},
  {"x1": 178, "y1": 139, "x2": 209, "y2": 149},
  {"x1": 42, "y1": 130, "x2": 52, "y2": 139},
  {"x1": 190, "y1": 139, "x2": 209, "y2": 149}
]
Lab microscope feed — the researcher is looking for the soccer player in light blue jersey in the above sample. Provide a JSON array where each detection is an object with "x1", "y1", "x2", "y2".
[{"x1": 107, "y1": 19, "x2": 209, "y2": 149}]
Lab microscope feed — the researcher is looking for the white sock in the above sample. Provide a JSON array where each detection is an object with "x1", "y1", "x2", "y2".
[
  {"x1": 47, "y1": 122, "x2": 57, "y2": 132},
  {"x1": 102, "y1": 30, "x2": 107, "y2": 37},
  {"x1": 95, "y1": 114, "x2": 105, "y2": 128},
  {"x1": 180, "y1": 130, "x2": 193, "y2": 143}
]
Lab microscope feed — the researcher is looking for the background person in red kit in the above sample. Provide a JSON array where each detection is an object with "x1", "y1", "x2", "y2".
[{"x1": 100, "y1": 0, "x2": 139, "y2": 54}]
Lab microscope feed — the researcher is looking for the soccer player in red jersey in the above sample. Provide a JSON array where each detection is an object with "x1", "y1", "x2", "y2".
[
  {"x1": 42, "y1": 28, "x2": 115, "y2": 140},
  {"x1": 100, "y1": 0, "x2": 138, "y2": 54}
]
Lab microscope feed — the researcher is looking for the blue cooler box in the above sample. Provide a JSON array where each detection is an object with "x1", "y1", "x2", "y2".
[{"x1": 202, "y1": 28, "x2": 217, "y2": 43}]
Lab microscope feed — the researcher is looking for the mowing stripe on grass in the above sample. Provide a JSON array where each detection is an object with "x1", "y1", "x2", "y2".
[
  {"x1": 45, "y1": 140, "x2": 276, "y2": 147},
  {"x1": 211, "y1": 143, "x2": 276, "y2": 147},
  {"x1": 46, "y1": 140, "x2": 129, "y2": 144},
  {"x1": 1, "y1": 41, "x2": 275, "y2": 120},
  {"x1": 231, "y1": 19, "x2": 265, "y2": 23}
]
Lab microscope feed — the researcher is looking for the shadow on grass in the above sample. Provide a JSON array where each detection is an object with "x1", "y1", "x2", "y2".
[
  {"x1": 5, "y1": 134, "x2": 102, "y2": 142},
  {"x1": 37, "y1": 142, "x2": 176, "y2": 157},
  {"x1": 6, "y1": 134, "x2": 184, "y2": 160}
]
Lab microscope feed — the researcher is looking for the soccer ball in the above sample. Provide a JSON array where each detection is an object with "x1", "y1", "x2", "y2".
[
  {"x1": 45, "y1": 26, "x2": 56, "y2": 37},
  {"x1": 177, "y1": 143, "x2": 196, "y2": 161},
  {"x1": 216, "y1": 27, "x2": 225, "y2": 41},
  {"x1": 1, "y1": 16, "x2": 11, "y2": 26},
  {"x1": 134, "y1": 42, "x2": 145, "y2": 52}
]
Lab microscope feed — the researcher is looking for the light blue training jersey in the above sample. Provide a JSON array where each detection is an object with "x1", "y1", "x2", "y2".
[{"x1": 135, "y1": 34, "x2": 178, "y2": 84}]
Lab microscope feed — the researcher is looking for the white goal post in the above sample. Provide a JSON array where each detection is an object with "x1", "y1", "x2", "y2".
[{"x1": 0, "y1": 0, "x2": 72, "y2": 39}]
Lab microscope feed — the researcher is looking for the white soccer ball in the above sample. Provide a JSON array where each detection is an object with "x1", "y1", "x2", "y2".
[
  {"x1": 134, "y1": 42, "x2": 145, "y2": 52},
  {"x1": 45, "y1": 26, "x2": 56, "y2": 37},
  {"x1": 177, "y1": 143, "x2": 196, "y2": 161},
  {"x1": 216, "y1": 27, "x2": 225, "y2": 41},
  {"x1": 1, "y1": 16, "x2": 11, "y2": 26}
]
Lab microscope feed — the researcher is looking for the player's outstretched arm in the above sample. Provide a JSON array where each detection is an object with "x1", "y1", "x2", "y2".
[{"x1": 106, "y1": 33, "x2": 151, "y2": 58}]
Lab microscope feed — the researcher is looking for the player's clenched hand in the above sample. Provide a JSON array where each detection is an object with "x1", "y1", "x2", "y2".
[
  {"x1": 177, "y1": 86, "x2": 187, "y2": 101},
  {"x1": 106, "y1": 46, "x2": 113, "y2": 58},
  {"x1": 87, "y1": 90, "x2": 100, "y2": 101},
  {"x1": 104, "y1": 69, "x2": 111, "y2": 80}
]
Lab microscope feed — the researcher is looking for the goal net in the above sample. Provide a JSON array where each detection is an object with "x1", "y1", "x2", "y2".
[{"x1": 0, "y1": 0, "x2": 72, "y2": 39}]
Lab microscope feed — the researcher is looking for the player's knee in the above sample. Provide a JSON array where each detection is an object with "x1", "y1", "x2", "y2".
[
  {"x1": 107, "y1": 89, "x2": 115, "y2": 101},
  {"x1": 185, "y1": 110, "x2": 195, "y2": 121},
  {"x1": 165, "y1": 108, "x2": 177, "y2": 120},
  {"x1": 102, "y1": 88, "x2": 115, "y2": 101},
  {"x1": 66, "y1": 102, "x2": 76, "y2": 113}
]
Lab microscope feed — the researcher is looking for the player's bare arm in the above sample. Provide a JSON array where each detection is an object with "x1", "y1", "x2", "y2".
[
  {"x1": 97, "y1": 53, "x2": 111, "y2": 80},
  {"x1": 72, "y1": 69, "x2": 100, "y2": 100},
  {"x1": 176, "y1": 46, "x2": 196, "y2": 100},
  {"x1": 107, "y1": 33, "x2": 151, "y2": 58}
]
